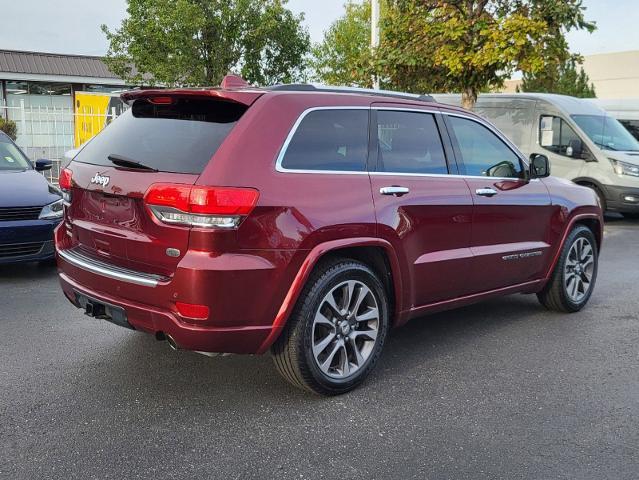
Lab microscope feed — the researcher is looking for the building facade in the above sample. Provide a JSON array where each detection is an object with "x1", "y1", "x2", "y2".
[
  {"x1": 0, "y1": 49, "x2": 129, "y2": 165},
  {"x1": 501, "y1": 50, "x2": 639, "y2": 99}
]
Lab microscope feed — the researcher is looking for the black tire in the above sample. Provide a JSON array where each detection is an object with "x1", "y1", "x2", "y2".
[
  {"x1": 537, "y1": 225, "x2": 598, "y2": 313},
  {"x1": 272, "y1": 258, "x2": 389, "y2": 395}
]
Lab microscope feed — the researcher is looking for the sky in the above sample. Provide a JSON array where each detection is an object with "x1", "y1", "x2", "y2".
[{"x1": 0, "y1": 0, "x2": 637, "y2": 57}]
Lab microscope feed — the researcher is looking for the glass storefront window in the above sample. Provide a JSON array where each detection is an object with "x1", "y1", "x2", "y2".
[{"x1": 5, "y1": 81, "x2": 74, "y2": 159}]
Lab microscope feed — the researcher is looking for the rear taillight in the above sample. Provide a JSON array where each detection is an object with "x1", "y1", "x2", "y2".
[
  {"x1": 144, "y1": 183, "x2": 259, "y2": 229},
  {"x1": 59, "y1": 168, "x2": 73, "y2": 190},
  {"x1": 58, "y1": 168, "x2": 73, "y2": 204}
]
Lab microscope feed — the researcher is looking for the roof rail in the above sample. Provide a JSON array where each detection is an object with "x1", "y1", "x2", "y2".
[{"x1": 267, "y1": 84, "x2": 436, "y2": 103}]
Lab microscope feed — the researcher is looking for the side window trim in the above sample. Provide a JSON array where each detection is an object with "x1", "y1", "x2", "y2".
[
  {"x1": 372, "y1": 109, "x2": 452, "y2": 175},
  {"x1": 275, "y1": 106, "x2": 371, "y2": 175},
  {"x1": 275, "y1": 105, "x2": 529, "y2": 179},
  {"x1": 442, "y1": 112, "x2": 528, "y2": 180},
  {"x1": 435, "y1": 113, "x2": 460, "y2": 175}
]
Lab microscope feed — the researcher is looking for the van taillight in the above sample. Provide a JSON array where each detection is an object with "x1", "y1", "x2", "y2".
[{"x1": 144, "y1": 184, "x2": 259, "y2": 229}]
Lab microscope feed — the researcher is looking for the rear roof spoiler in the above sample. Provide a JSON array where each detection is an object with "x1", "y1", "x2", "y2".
[{"x1": 121, "y1": 88, "x2": 264, "y2": 107}]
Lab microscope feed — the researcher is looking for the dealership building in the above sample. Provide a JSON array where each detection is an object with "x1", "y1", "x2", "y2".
[{"x1": 0, "y1": 49, "x2": 130, "y2": 164}]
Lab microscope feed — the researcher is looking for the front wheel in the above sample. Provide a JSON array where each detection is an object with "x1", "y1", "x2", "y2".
[
  {"x1": 272, "y1": 259, "x2": 389, "y2": 395},
  {"x1": 537, "y1": 225, "x2": 598, "y2": 313}
]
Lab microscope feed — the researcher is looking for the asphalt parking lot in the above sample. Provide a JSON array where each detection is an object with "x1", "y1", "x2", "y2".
[{"x1": 1, "y1": 218, "x2": 638, "y2": 480}]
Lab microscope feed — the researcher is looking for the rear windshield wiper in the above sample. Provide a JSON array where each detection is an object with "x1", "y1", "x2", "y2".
[{"x1": 107, "y1": 154, "x2": 158, "y2": 172}]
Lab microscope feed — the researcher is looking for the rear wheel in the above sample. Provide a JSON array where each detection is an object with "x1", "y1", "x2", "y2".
[
  {"x1": 537, "y1": 225, "x2": 598, "y2": 313},
  {"x1": 272, "y1": 259, "x2": 389, "y2": 395}
]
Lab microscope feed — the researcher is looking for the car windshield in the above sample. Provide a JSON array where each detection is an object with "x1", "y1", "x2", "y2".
[
  {"x1": 0, "y1": 135, "x2": 32, "y2": 171},
  {"x1": 572, "y1": 114, "x2": 639, "y2": 152}
]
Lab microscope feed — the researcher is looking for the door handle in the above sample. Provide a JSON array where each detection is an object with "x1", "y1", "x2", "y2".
[
  {"x1": 380, "y1": 186, "x2": 410, "y2": 197},
  {"x1": 475, "y1": 187, "x2": 498, "y2": 197}
]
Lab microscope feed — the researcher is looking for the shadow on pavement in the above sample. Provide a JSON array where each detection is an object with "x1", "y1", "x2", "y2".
[
  {"x1": 53, "y1": 293, "x2": 543, "y2": 408},
  {"x1": 0, "y1": 260, "x2": 57, "y2": 281}
]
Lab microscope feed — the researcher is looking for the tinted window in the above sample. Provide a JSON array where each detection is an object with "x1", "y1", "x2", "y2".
[
  {"x1": 75, "y1": 98, "x2": 247, "y2": 174},
  {"x1": 448, "y1": 116, "x2": 523, "y2": 178},
  {"x1": 540, "y1": 116, "x2": 582, "y2": 157},
  {"x1": 620, "y1": 120, "x2": 639, "y2": 141},
  {"x1": 281, "y1": 110, "x2": 369, "y2": 171},
  {"x1": 377, "y1": 111, "x2": 448, "y2": 174},
  {"x1": 0, "y1": 135, "x2": 31, "y2": 171}
]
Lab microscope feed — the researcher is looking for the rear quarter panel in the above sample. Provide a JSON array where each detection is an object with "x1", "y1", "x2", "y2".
[{"x1": 196, "y1": 93, "x2": 378, "y2": 330}]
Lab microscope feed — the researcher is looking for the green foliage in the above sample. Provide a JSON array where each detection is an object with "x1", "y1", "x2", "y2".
[
  {"x1": 0, "y1": 117, "x2": 17, "y2": 141},
  {"x1": 311, "y1": 1, "x2": 373, "y2": 87},
  {"x1": 312, "y1": 0, "x2": 595, "y2": 109},
  {"x1": 102, "y1": 0, "x2": 311, "y2": 87},
  {"x1": 519, "y1": 58, "x2": 596, "y2": 98}
]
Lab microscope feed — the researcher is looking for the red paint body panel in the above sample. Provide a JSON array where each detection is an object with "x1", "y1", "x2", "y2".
[
  {"x1": 370, "y1": 175, "x2": 474, "y2": 307},
  {"x1": 463, "y1": 177, "x2": 556, "y2": 291},
  {"x1": 56, "y1": 87, "x2": 603, "y2": 354}
]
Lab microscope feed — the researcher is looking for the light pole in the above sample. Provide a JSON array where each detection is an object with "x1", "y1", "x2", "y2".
[{"x1": 371, "y1": 0, "x2": 380, "y2": 90}]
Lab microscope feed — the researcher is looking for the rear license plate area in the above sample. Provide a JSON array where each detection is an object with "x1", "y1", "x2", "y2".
[{"x1": 74, "y1": 291, "x2": 133, "y2": 330}]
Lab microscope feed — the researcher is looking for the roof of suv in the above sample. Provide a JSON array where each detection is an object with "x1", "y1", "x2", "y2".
[{"x1": 121, "y1": 79, "x2": 444, "y2": 110}]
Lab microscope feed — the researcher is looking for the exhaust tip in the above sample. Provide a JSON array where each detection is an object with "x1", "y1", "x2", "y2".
[{"x1": 166, "y1": 335, "x2": 180, "y2": 351}]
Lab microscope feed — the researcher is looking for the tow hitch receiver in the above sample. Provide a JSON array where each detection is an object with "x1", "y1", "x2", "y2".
[{"x1": 74, "y1": 291, "x2": 133, "y2": 330}]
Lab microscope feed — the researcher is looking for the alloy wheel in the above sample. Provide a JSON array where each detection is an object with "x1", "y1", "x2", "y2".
[
  {"x1": 564, "y1": 237, "x2": 595, "y2": 303},
  {"x1": 311, "y1": 280, "x2": 380, "y2": 379}
]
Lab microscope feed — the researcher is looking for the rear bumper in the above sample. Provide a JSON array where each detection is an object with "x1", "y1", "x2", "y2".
[
  {"x1": 58, "y1": 271, "x2": 273, "y2": 354},
  {"x1": 0, "y1": 219, "x2": 60, "y2": 264},
  {"x1": 603, "y1": 184, "x2": 639, "y2": 213}
]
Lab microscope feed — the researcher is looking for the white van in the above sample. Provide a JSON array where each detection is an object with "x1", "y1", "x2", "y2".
[{"x1": 433, "y1": 93, "x2": 639, "y2": 216}]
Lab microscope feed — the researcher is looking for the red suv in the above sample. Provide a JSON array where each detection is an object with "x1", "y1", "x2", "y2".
[{"x1": 55, "y1": 80, "x2": 602, "y2": 395}]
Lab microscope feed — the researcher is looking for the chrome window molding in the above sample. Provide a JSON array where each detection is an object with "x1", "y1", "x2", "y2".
[
  {"x1": 274, "y1": 105, "x2": 531, "y2": 176},
  {"x1": 369, "y1": 171, "x2": 537, "y2": 181}
]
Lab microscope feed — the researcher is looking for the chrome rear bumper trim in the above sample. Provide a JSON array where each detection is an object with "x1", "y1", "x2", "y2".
[{"x1": 58, "y1": 248, "x2": 167, "y2": 287}]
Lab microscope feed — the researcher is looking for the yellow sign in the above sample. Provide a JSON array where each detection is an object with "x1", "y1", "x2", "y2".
[{"x1": 74, "y1": 92, "x2": 113, "y2": 148}]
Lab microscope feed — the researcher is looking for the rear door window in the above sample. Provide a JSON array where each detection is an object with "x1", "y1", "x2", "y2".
[
  {"x1": 280, "y1": 109, "x2": 369, "y2": 172},
  {"x1": 376, "y1": 111, "x2": 448, "y2": 174},
  {"x1": 74, "y1": 98, "x2": 248, "y2": 174}
]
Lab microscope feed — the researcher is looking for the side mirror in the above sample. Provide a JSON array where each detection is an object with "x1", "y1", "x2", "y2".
[
  {"x1": 529, "y1": 154, "x2": 550, "y2": 179},
  {"x1": 34, "y1": 159, "x2": 52, "y2": 172},
  {"x1": 566, "y1": 139, "x2": 583, "y2": 158}
]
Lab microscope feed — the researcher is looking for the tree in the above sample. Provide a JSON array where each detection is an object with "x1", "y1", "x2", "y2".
[
  {"x1": 311, "y1": 1, "x2": 373, "y2": 87},
  {"x1": 312, "y1": 1, "x2": 595, "y2": 110},
  {"x1": 376, "y1": 0, "x2": 595, "y2": 109},
  {"x1": 102, "y1": 0, "x2": 310, "y2": 87},
  {"x1": 0, "y1": 118, "x2": 17, "y2": 141},
  {"x1": 519, "y1": 58, "x2": 596, "y2": 97}
]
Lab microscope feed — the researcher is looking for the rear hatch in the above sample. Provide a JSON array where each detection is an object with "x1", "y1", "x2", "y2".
[{"x1": 64, "y1": 92, "x2": 259, "y2": 277}]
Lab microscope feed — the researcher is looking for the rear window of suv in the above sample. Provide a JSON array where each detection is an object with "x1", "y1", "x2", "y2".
[{"x1": 74, "y1": 98, "x2": 248, "y2": 174}]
